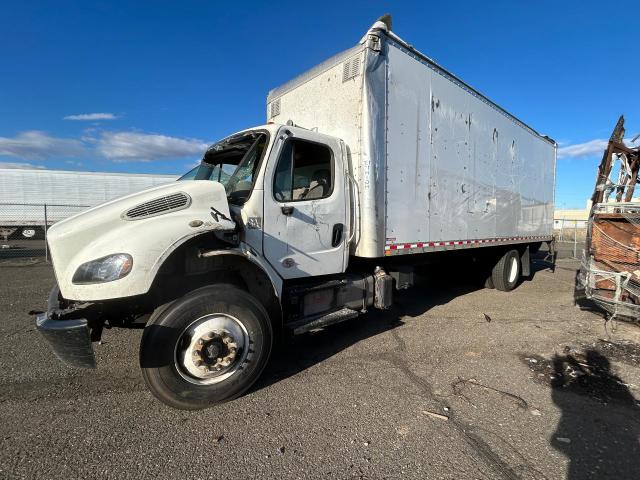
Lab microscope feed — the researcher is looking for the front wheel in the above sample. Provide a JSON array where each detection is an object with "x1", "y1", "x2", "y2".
[{"x1": 140, "y1": 285, "x2": 272, "y2": 410}]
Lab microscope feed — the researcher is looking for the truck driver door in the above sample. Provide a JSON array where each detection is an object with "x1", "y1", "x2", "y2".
[{"x1": 263, "y1": 129, "x2": 348, "y2": 279}]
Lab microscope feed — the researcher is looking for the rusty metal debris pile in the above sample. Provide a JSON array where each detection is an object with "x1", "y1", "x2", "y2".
[{"x1": 579, "y1": 116, "x2": 640, "y2": 320}]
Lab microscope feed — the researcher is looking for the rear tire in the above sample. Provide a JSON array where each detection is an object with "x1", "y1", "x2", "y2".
[
  {"x1": 491, "y1": 249, "x2": 521, "y2": 292},
  {"x1": 484, "y1": 275, "x2": 495, "y2": 289},
  {"x1": 140, "y1": 285, "x2": 272, "y2": 410}
]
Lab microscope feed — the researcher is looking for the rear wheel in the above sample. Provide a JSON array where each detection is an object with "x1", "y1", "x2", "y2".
[
  {"x1": 484, "y1": 274, "x2": 495, "y2": 289},
  {"x1": 140, "y1": 285, "x2": 272, "y2": 410},
  {"x1": 491, "y1": 249, "x2": 521, "y2": 292}
]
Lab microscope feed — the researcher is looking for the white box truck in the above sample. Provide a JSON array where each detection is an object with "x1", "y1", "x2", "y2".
[{"x1": 36, "y1": 17, "x2": 556, "y2": 409}]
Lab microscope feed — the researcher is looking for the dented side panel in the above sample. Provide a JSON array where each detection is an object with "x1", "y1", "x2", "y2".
[{"x1": 385, "y1": 42, "x2": 555, "y2": 247}]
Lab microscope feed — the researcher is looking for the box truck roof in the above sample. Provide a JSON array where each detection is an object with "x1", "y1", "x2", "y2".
[{"x1": 268, "y1": 18, "x2": 555, "y2": 146}]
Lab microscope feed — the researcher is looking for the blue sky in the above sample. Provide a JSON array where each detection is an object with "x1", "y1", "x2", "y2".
[{"x1": 1, "y1": 0, "x2": 638, "y2": 209}]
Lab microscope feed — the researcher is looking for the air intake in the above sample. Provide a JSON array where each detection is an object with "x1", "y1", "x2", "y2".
[
  {"x1": 342, "y1": 55, "x2": 361, "y2": 82},
  {"x1": 270, "y1": 98, "x2": 281, "y2": 118},
  {"x1": 123, "y1": 192, "x2": 191, "y2": 220}
]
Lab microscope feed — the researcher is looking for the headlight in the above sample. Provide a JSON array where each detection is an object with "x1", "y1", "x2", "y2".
[{"x1": 72, "y1": 254, "x2": 133, "y2": 284}]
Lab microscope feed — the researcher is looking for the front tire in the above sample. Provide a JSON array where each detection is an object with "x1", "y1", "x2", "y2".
[
  {"x1": 140, "y1": 285, "x2": 272, "y2": 410},
  {"x1": 491, "y1": 249, "x2": 521, "y2": 292}
]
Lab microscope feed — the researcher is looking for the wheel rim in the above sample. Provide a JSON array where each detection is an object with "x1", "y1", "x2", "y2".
[
  {"x1": 174, "y1": 313, "x2": 249, "y2": 385},
  {"x1": 508, "y1": 256, "x2": 519, "y2": 283}
]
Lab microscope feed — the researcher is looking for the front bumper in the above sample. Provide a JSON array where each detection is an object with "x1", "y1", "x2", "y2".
[{"x1": 35, "y1": 286, "x2": 96, "y2": 368}]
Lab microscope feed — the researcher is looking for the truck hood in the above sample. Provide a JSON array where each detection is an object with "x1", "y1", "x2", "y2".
[{"x1": 47, "y1": 180, "x2": 235, "y2": 301}]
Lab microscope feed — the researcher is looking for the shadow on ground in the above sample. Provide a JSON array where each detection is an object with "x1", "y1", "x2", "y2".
[
  {"x1": 549, "y1": 350, "x2": 640, "y2": 479},
  {"x1": 523, "y1": 345, "x2": 640, "y2": 480},
  {"x1": 254, "y1": 257, "x2": 552, "y2": 393}
]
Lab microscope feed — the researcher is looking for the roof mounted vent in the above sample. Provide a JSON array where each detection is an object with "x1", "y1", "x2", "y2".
[
  {"x1": 270, "y1": 98, "x2": 281, "y2": 118},
  {"x1": 342, "y1": 56, "x2": 361, "y2": 82}
]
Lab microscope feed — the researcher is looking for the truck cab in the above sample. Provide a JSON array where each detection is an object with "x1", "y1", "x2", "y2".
[
  {"x1": 193, "y1": 124, "x2": 352, "y2": 281},
  {"x1": 39, "y1": 124, "x2": 368, "y2": 409}
]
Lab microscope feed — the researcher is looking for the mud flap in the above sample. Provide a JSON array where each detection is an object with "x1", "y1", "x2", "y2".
[{"x1": 521, "y1": 246, "x2": 531, "y2": 278}]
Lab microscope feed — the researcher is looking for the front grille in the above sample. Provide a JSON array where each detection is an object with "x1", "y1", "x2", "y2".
[{"x1": 123, "y1": 192, "x2": 191, "y2": 220}]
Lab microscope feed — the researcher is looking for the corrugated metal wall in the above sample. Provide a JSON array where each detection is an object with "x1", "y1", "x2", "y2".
[{"x1": 0, "y1": 169, "x2": 177, "y2": 205}]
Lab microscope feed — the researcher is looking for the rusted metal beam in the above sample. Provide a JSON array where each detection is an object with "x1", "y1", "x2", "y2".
[
  {"x1": 611, "y1": 142, "x2": 638, "y2": 156},
  {"x1": 591, "y1": 141, "x2": 615, "y2": 204},
  {"x1": 592, "y1": 116, "x2": 639, "y2": 204},
  {"x1": 623, "y1": 163, "x2": 639, "y2": 202},
  {"x1": 591, "y1": 116, "x2": 625, "y2": 204},
  {"x1": 610, "y1": 115, "x2": 626, "y2": 143}
]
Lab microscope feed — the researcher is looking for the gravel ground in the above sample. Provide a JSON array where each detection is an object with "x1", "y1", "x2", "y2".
[{"x1": 1, "y1": 258, "x2": 639, "y2": 479}]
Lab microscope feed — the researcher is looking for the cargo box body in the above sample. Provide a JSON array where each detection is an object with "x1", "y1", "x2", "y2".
[{"x1": 268, "y1": 26, "x2": 556, "y2": 259}]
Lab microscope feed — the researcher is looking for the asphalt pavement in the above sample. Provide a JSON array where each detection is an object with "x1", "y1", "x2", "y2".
[{"x1": 1, "y1": 258, "x2": 639, "y2": 479}]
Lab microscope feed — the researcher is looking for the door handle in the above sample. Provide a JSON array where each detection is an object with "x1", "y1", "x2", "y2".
[
  {"x1": 332, "y1": 223, "x2": 344, "y2": 247},
  {"x1": 281, "y1": 206, "x2": 294, "y2": 215}
]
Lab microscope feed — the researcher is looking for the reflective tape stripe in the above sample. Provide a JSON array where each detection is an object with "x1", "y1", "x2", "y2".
[{"x1": 384, "y1": 235, "x2": 550, "y2": 251}]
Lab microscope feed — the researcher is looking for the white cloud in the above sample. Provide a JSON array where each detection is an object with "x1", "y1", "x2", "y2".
[
  {"x1": 558, "y1": 137, "x2": 640, "y2": 159},
  {"x1": 96, "y1": 131, "x2": 208, "y2": 162},
  {"x1": 0, "y1": 161, "x2": 46, "y2": 169},
  {"x1": 0, "y1": 131, "x2": 85, "y2": 159},
  {"x1": 0, "y1": 128, "x2": 209, "y2": 163},
  {"x1": 64, "y1": 112, "x2": 119, "y2": 121},
  {"x1": 557, "y1": 139, "x2": 608, "y2": 159}
]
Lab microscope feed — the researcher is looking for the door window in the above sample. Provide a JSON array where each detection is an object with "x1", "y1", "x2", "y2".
[{"x1": 273, "y1": 139, "x2": 333, "y2": 202}]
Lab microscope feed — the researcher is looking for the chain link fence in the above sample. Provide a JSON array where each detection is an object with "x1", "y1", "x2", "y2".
[
  {"x1": 553, "y1": 218, "x2": 587, "y2": 259},
  {"x1": 0, "y1": 203, "x2": 89, "y2": 262}
]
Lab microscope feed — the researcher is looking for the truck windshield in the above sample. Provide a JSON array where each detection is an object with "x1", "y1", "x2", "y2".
[{"x1": 179, "y1": 132, "x2": 268, "y2": 205}]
